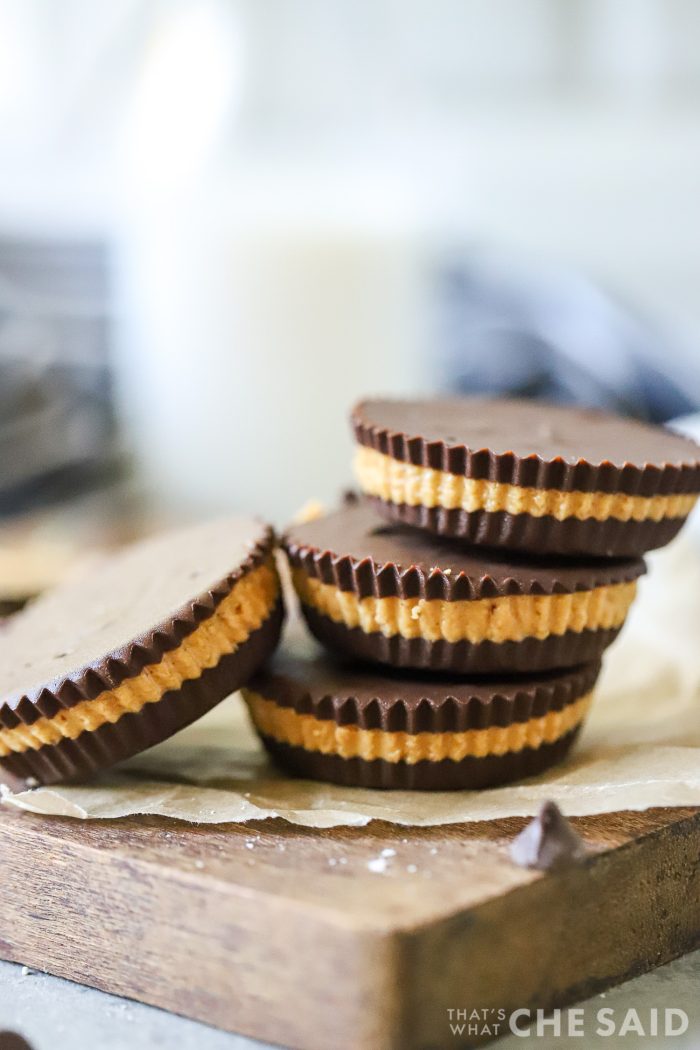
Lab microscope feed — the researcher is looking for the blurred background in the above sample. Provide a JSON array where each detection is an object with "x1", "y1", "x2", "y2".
[{"x1": 2, "y1": 0, "x2": 700, "y2": 605}]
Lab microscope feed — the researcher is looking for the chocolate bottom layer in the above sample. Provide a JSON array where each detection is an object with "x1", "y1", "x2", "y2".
[
  {"x1": 301, "y1": 604, "x2": 622, "y2": 674},
  {"x1": 261, "y1": 725, "x2": 581, "y2": 790},
  {"x1": 0, "y1": 599, "x2": 284, "y2": 786},
  {"x1": 368, "y1": 497, "x2": 685, "y2": 557}
]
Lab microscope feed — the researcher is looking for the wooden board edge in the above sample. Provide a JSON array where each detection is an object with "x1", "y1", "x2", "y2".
[{"x1": 389, "y1": 809, "x2": 700, "y2": 1049}]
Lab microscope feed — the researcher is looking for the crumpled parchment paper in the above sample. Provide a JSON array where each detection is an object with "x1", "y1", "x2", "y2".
[{"x1": 2, "y1": 536, "x2": 700, "y2": 828}]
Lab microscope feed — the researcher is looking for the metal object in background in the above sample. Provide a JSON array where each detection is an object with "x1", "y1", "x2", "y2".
[{"x1": 0, "y1": 238, "x2": 115, "y2": 514}]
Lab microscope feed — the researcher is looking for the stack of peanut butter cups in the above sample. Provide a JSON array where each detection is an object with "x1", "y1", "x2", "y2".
[{"x1": 243, "y1": 398, "x2": 700, "y2": 790}]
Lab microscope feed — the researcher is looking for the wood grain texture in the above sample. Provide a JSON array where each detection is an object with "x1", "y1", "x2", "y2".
[{"x1": 0, "y1": 806, "x2": 697, "y2": 1050}]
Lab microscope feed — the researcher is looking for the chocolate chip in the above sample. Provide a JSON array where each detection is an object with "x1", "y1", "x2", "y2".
[{"x1": 509, "y1": 800, "x2": 588, "y2": 872}]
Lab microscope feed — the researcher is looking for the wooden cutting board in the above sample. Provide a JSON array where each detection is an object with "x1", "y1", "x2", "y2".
[{"x1": 0, "y1": 805, "x2": 698, "y2": 1050}]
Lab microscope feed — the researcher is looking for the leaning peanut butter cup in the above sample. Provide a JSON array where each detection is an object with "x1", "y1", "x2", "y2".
[
  {"x1": 243, "y1": 640, "x2": 601, "y2": 790},
  {"x1": 284, "y1": 501, "x2": 644, "y2": 674},
  {"x1": 0, "y1": 517, "x2": 284, "y2": 785},
  {"x1": 352, "y1": 397, "x2": 700, "y2": 557}
]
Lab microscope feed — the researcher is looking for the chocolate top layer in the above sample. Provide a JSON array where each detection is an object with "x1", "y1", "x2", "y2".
[
  {"x1": 285, "y1": 502, "x2": 645, "y2": 600},
  {"x1": 0, "y1": 517, "x2": 274, "y2": 720},
  {"x1": 353, "y1": 397, "x2": 700, "y2": 495},
  {"x1": 249, "y1": 635, "x2": 600, "y2": 731}
]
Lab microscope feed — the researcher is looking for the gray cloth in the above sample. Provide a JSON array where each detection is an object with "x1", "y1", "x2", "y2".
[{"x1": 437, "y1": 252, "x2": 700, "y2": 422}]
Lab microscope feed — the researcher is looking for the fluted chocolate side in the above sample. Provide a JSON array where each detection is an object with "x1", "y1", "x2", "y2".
[
  {"x1": 366, "y1": 498, "x2": 685, "y2": 558},
  {"x1": 261, "y1": 727, "x2": 582, "y2": 790},
  {"x1": 0, "y1": 600, "x2": 284, "y2": 785},
  {"x1": 285, "y1": 502, "x2": 645, "y2": 600},
  {"x1": 248, "y1": 656, "x2": 600, "y2": 734},
  {"x1": 352, "y1": 398, "x2": 700, "y2": 496},
  {"x1": 300, "y1": 603, "x2": 622, "y2": 674},
  {"x1": 0, "y1": 523, "x2": 276, "y2": 729},
  {"x1": 352, "y1": 397, "x2": 700, "y2": 555}
]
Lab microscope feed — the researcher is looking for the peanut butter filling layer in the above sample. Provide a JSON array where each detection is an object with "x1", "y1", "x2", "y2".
[
  {"x1": 244, "y1": 690, "x2": 592, "y2": 764},
  {"x1": 355, "y1": 446, "x2": 697, "y2": 524},
  {"x1": 0, "y1": 561, "x2": 279, "y2": 757},
  {"x1": 292, "y1": 568, "x2": 636, "y2": 645}
]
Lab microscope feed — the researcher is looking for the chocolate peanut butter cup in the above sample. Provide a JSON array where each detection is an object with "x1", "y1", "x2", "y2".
[
  {"x1": 284, "y1": 501, "x2": 644, "y2": 674},
  {"x1": 243, "y1": 642, "x2": 600, "y2": 790},
  {"x1": 0, "y1": 518, "x2": 284, "y2": 785},
  {"x1": 352, "y1": 398, "x2": 700, "y2": 557}
]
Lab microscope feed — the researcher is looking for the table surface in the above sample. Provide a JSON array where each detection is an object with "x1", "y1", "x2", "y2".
[{"x1": 0, "y1": 950, "x2": 698, "y2": 1050}]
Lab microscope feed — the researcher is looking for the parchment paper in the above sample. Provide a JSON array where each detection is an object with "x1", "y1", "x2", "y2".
[{"x1": 2, "y1": 536, "x2": 700, "y2": 828}]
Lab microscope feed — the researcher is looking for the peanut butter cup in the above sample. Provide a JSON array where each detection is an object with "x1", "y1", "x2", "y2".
[
  {"x1": 285, "y1": 501, "x2": 644, "y2": 674},
  {"x1": 0, "y1": 518, "x2": 284, "y2": 785},
  {"x1": 353, "y1": 398, "x2": 700, "y2": 557},
  {"x1": 243, "y1": 641, "x2": 600, "y2": 790}
]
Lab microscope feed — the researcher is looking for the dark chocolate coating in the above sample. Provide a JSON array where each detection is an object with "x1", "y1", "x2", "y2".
[
  {"x1": 247, "y1": 637, "x2": 597, "y2": 789},
  {"x1": 261, "y1": 727, "x2": 582, "y2": 791},
  {"x1": 248, "y1": 642, "x2": 600, "y2": 733},
  {"x1": 301, "y1": 604, "x2": 622, "y2": 674},
  {"x1": 353, "y1": 398, "x2": 700, "y2": 496},
  {"x1": 286, "y1": 501, "x2": 645, "y2": 599},
  {"x1": 0, "y1": 517, "x2": 276, "y2": 725},
  {"x1": 368, "y1": 497, "x2": 685, "y2": 558},
  {"x1": 0, "y1": 599, "x2": 284, "y2": 785},
  {"x1": 286, "y1": 503, "x2": 641, "y2": 671}
]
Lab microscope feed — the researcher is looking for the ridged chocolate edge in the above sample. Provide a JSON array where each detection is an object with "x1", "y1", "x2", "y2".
[
  {"x1": 261, "y1": 726, "x2": 582, "y2": 790},
  {"x1": 0, "y1": 598, "x2": 285, "y2": 786},
  {"x1": 301, "y1": 603, "x2": 622, "y2": 674},
  {"x1": 0, "y1": 523, "x2": 277, "y2": 727},
  {"x1": 284, "y1": 533, "x2": 645, "y2": 601},
  {"x1": 352, "y1": 402, "x2": 700, "y2": 497},
  {"x1": 247, "y1": 659, "x2": 600, "y2": 734},
  {"x1": 367, "y1": 499, "x2": 687, "y2": 557}
]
